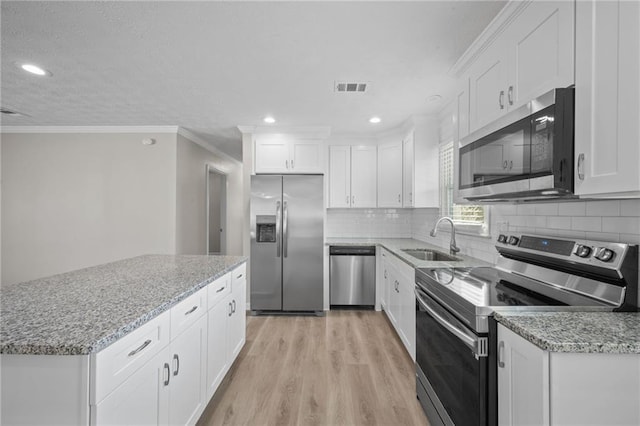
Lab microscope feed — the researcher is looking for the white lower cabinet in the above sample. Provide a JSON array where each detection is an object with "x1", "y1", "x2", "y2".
[
  {"x1": 168, "y1": 314, "x2": 208, "y2": 426},
  {"x1": 380, "y1": 248, "x2": 415, "y2": 361},
  {"x1": 498, "y1": 324, "x2": 640, "y2": 426},
  {"x1": 94, "y1": 345, "x2": 171, "y2": 425}
]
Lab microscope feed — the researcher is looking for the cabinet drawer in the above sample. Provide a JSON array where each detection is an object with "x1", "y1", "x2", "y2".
[
  {"x1": 92, "y1": 310, "x2": 170, "y2": 404},
  {"x1": 170, "y1": 287, "x2": 207, "y2": 340},
  {"x1": 207, "y1": 272, "x2": 231, "y2": 308},
  {"x1": 231, "y1": 263, "x2": 247, "y2": 288}
]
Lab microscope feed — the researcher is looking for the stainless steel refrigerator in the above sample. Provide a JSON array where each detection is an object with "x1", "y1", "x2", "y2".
[{"x1": 250, "y1": 175, "x2": 324, "y2": 313}]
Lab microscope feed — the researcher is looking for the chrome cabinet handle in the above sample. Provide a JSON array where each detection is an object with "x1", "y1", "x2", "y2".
[
  {"x1": 184, "y1": 305, "x2": 198, "y2": 315},
  {"x1": 351, "y1": 195, "x2": 355, "y2": 205},
  {"x1": 508, "y1": 85, "x2": 513, "y2": 105},
  {"x1": 498, "y1": 341, "x2": 505, "y2": 368},
  {"x1": 384, "y1": 270, "x2": 387, "y2": 279},
  {"x1": 128, "y1": 339, "x2": 152, "y2": 357},
  {"x1": 577, "y1": 153, "x2": 585, "y2": 180},
  {"x1": 409, "y1": 192, "x2": 412, "y2": 204},
  {"x1": 228, "y1": 302, "x2": 232, "y2": 317},
  {"x1": 232, "y1": 299, "x2": 236, "y2": 314},
  {"x1": 173, "y1": 354, "x2": 179, "y2": 376},
  {"x1": 346, "y1": 196, "x2": 349, "y2": 205},
  {"x1": 499, "y1": 90, "x2": 505, "y2": 109},
  {"x1": 283, "y1": 201, "x2": 289, "y2": 258},
  {"x1": 291, "y1": 160, "x2": 294, "y2": 169},
  {"x1": 509, "y1": 160, "x2": 513, "y2": 170},
  {"x1": 276, "y1": 201, "x2": 282, "y2": 257},
  {"x1": 236, "y1": 273, "x2": 243, "y2": 279},
  {"x1": 163, "y1": 363, "x2": 171, "y2": 386},
  {"x1": 216, "y1": 286, "x2": 225, "y2": 293},
  {"x1": 503, "y1": 160, "x2": 508, "y2": 169},
  {"x1": 285, "y1": 160, "x2": 289, "y2": 169},
  {"x1": 397, "y1": 194, "x2": 401, "y2": 203}
]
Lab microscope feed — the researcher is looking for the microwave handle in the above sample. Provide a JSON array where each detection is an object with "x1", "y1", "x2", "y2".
[{"x1": 415, "y1": 287, "x2": 477, "y2": 351}]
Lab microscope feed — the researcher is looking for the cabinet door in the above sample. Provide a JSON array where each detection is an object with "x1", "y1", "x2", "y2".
[
  {"x1": 456, "y1": 79, "x2": 471, "y2": 140},
  {"x1": 291, "y1": 139, "x2": 324, "y2": 173},
  {"x1": 351, "y1": 146, "x2": 377, "y2": 208},
  {"x1": 379, "y1": 250, "x2": 389, "y2": 310},
  {"x1": 255, "y1": 136, "x2": 289, "y2": 173},
  {"x1": 507, "y1": 1, "x2": 575, "y2": 109},
  {"x1": 498, "y1": 325, "x2": 549, "y2": 426},
  {"x1": 574, "y1": 0, "x2": 640, "y2": 197},
  {"x1": 169, "y1": 315, "x2": 208, "y2": 426},
  {"x1": 402, "y1": 135, "x2": 414, "y2": 207},
  {"x1": 469, "y1": 46, "x2": 509, "y2": 132},
  {"x1": 206, "y1": 298, "x2": 229, "y2": 400},
  {"x1": 328, "y1": 146, "x2": 351, "y2": 208},
  {"x1": 227, "y1": 274, "x2": 246, "y2": 362},
  {"x1": 397, "y1": 269, "x2": 416, "y2": 361},
  {"x1": 94, "y1": 346, "x2": 170, "y2": 426},
  {"x1": 377, "y1": 141, "x2": 403, "y2": 207}
]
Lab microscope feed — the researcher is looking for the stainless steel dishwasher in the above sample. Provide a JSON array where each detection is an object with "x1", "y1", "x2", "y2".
[{"x1": 329, "y1": 246, "x2": 376, "y2": 307}]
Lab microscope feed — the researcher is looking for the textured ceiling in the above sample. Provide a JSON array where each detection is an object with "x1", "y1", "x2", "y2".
[{"x1": 1, "y1": 1, "x2": 505, "y2": 160}]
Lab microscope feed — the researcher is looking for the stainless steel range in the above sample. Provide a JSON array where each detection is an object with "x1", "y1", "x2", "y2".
[{"x1": 414, "y1": 234, "x2": 638, "y2": 426}]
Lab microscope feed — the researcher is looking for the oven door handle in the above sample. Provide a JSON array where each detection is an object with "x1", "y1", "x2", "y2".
[{"x1": 415, "y1": 287, "x2": 478, "y2": 352}]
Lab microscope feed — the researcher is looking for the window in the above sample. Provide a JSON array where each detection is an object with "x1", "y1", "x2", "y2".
[{"x1": 439, "y1": 141, "x2": 489, "y2": 235}]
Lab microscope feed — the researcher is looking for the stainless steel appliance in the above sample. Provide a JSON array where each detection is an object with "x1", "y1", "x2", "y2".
[
  {"x1": 250, "y1": 175, "x2": 324, "y2": 314},
  {"x1": 414, "y1": 234, "x2": 638, "y2": 426},
  {"x1": 459, "y1": 87, "x2": 575, "y2": 202},
  {"x1": 329, "y1": 246, "x2": 376, "y2": 307}
]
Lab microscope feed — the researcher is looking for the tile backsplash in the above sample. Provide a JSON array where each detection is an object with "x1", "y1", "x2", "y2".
[{"x1": 327, "y1": 199, "x2": 640, "y2": 265}]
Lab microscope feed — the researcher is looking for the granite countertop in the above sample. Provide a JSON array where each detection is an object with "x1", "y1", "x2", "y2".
[
  {"x1": 326, "y1": 237, "x2": 490, "y2": 269},
  {"x1": 494, "y1": 311, "x2": 640, "y2": 354},
  {"x1": 0, "y1": 254, "x2": 247, "y2": 356}
]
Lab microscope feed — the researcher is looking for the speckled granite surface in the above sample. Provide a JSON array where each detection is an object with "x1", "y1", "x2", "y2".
[
  {"x1": 326, "y1": 237, "x2": 490, "y2": 269},
  {"x1": 0, "y1": 255, "x2": 247, "y2": 356},
  {"x1": 495, "y1": 312, "x2": 640, "y2": 354}
]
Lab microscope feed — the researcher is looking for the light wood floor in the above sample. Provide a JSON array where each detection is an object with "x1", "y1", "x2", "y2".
[{"x1": 197, "y1": 310, "x2": 430, "y2": 426}]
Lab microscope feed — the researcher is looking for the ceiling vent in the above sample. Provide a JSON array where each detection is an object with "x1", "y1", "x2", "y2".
[
  {"x1": 0, "y1": 108, "x2": 25, "y2": 117},
  {"x1": 334, "y1": 81, "x2": 369, "y2": 93}
]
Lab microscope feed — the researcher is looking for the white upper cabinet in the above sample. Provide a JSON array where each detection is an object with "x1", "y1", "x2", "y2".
[
  {"x1": 328, "y1": 145, "x2": 377, "y2": 208},
  {"x1": 402, "y1": 134, "x2": 415, "y2": 207},
  {"x1": 574, "y1": 0, "x2": 640, "y2": 198},
  {"x1": 468, "y1": 1, "x2": 575, "y2": 132},
  {"x1": 406, "y1": 117, "x2": 440, "y2": 208},
  {"x1": 377, "y1": 140, "x2": 403, "y2": 207},
  {"x1": 255, "y1": 136, "x2": 324, "y2": 174}
]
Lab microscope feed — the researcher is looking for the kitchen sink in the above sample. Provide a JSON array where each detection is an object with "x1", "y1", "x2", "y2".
[{"x1": 401, "y1": 248, "x2": 461, "y2": 262}]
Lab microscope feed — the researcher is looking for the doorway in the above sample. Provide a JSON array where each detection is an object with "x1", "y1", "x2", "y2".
[{"x1": 206, "y1": 165, "x2": 227, "y2": 255}]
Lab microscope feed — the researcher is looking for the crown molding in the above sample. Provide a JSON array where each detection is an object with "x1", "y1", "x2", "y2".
[
  {"x1": 237, "y1": 125, "x2": 331, "y2": 139},
  {"x1": 177, "y1": 127, "x2": 241, "y2": 165},
  {"x1": 449, "y1": 0, "x2": 531, "y2": 78},
  {"x1": 0, "y1": 125, "x2": 180, "y2": 134}
]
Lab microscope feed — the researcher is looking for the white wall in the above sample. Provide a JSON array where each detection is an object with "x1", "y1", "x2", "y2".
[
  {"x1": 1, "y1": 132, "x2": 177, "y2": 285},
  {"x1": 175, "y1": 133, "x2": 243, "y2": 256}
]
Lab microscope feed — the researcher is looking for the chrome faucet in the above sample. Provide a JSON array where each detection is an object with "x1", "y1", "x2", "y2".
[{"x1": 430, "y1": 217, "x2": 460, "y2": 255}]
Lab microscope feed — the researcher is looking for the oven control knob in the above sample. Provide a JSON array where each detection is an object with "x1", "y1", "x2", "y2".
[
  {"x1": 594, "y1": 248, "x2": 615, "y2": 262},
  {"x1": 498, "y1": 234, "x2": 507, "y2": 243},
  {"x1": 574, "y1": 245, "x2": 592, "y2": 258},
  {"x1": 508, "y1": 236, "x2": 519, "y2": 246}
]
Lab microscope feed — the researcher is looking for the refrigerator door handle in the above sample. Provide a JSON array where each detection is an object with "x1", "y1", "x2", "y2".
[
  {"x1": 283, "y1": 201, "x2": 289, "y2": 258},
  {"x1": 276, "y1": 201, "x2": 282, "y2": 258}
]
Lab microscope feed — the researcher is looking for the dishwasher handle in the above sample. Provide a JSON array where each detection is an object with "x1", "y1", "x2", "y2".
[{"x1": 329, "y1": 246, "x2": 376, "y2": 256}]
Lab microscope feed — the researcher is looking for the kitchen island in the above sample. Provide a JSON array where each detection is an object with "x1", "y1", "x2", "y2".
[{"x1": 1, "y1": 254, "x2": 247, "y2": 425}]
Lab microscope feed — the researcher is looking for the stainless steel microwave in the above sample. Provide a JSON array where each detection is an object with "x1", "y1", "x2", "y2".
[{"x1": 458, "y1": 87, "x2": 574, "y2": 202}]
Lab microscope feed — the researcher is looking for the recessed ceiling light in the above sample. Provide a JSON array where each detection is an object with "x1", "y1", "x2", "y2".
[
  {"x1": 369, "y1": 116, "x2": 381, "y2": 124},
  {"x1": 426, "y1": 94, "x2": 442, "y2": 103},
  {"x1": 263, "y1": 116, "x2": 276, "y2": 124},
  {"x1": 19, "y1": 63, "x2": 51, "y2": 77}
]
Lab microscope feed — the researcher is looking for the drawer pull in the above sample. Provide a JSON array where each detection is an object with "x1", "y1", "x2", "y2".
[
  {"x1": 216, "y1": 286, "x2": 225, "y2": 293},
  {"x1": 236, "y1": 273, "x2": 243, "y2": 279},
  {"x1": 184, "y1": 305, "x2": 198, "y2": 315},
  {"x1": 128, "y1": 339, "x2": 152, "y2": 357}
]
